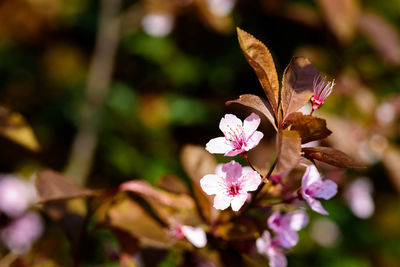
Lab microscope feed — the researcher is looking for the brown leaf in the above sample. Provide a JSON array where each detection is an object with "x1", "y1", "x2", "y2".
[
  {"x1": 108, "y1": 196, "x2": 172, "y2": 248},
  {"x1": 35, "y1": 169, "x2": 99, "y2": 203},
  {"x1": 381, "y1": 146, "x2": 400, "y2": 193},
  {"x1": 317, "y1": 0, "x2": 360, "y2": 44},
  {"x1": 120, "y1": 180, "x2": 202, "y2": 226},
  {"x1": 226, "y1": 94, "x2": 277, "y2": 131},
  {"x1": 284, "y1": 112, "x2": 332, "y2": 143},
  {"x1": 156, "y1": 174, "x2": 190, "y2": 195},
  {"x1": 0, "y1": 106, "x2": 40, "y2": 151},
  {"x1": 281, "y1": 57, "x2": 319, "y2": 121},
  {"x1": 302, "y1": 146, "x2": 364, "y2": 168},
  {"x1": 237, "y1": 28, "x2": 280, "y2": 115},
  {"x1": 215, "y1": 217, "x2": 259, "y2": 241},
  {"x1": 276, "y1": 130, "x2": 301, "y2": 173},
  {"x1": 358, "y1": 11, "x2": 400, "y2": 65},
  {"x1": 180, "y1": 145, "x2": 218, "y2": 223}
]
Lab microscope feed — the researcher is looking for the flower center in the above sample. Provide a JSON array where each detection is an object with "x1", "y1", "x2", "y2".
[
  {"x1": 225, "y1": 125, "x2": 246, "y2": 150},
  {"x1": 227, "y1": 182, "x2": 241, "y2": 196}
]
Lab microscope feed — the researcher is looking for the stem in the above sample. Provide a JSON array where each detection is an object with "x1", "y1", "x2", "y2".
[
  {"x1": 65, "y1": 0, "x2": 122, "y2": 185},
  {"x1": 309, "y1": 109, "x2": 315, "y2": 116},
  {"x1": 242, "y1": 153, "x2": 263, "y2": 179},
  {"x1": 0, "y1": 252, "x2": 18, "y2": 266}
]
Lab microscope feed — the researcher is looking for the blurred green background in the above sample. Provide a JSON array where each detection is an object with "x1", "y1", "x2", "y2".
[{"x1": 1, "y1": 0, "x2": 400, "y2": 266}]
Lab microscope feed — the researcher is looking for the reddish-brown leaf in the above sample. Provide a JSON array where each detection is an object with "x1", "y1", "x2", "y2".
[
  {"x1": 317, "y1": 0, "x2": 360, "y2": 44},
  {"x1": 276, "y1": 130, "x2": 301, "y2": 173},
  {"x1": 237, "y1": 28, "x2": 280, "y2": 115},
  {"x1": 180, "y1": 145, "x2": 219, "y2": 223},
  {"x1": 382, "y1": 146, "x2": 400, "y2": 193},
  {"x1": 120, "y1": 180, "x2": 202, "y2": 226},
  {"x1": 35, "y1": 169, "x2": 99, "y2": 203},
  {"x1": 281, "y1": 57, "x2": 319, "y2": 121},
  {"x1": 302, "y1": 146, "x2": 364, "y2": 168},
  {"x1": 358, "y1": 11, "x2": 400, "y2": 65},
  {"x1": 156, "y1": 174, "x2": 190, "y2": 195},
  {"x1": 226, "y1": 94, "x2": 277, "y2": 131},
  {"x1": 284, "y1": 112, "x2": 332, "y2": 143},
  {"x1": 108, "y1": 196, "x2": 172, "y2": 248}
]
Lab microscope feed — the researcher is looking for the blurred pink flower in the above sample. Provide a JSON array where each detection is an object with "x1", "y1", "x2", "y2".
[
  {"x1": 200, "y1": 161, "x2": 261, "y2": 211},
  {"x1": 310, "y1": 74, "x2": 334, "y2": 114},
  {"x1": 175, "y1": 225, "x2": 207, "y2": 248},
  {"x1": 256, "y1": 231, "x2": 287, "y2": 267},
  {"x1": 344, "y1": 177, "x2": 374, "y2": 219},
  {"x1": 141, "y1": 13, "x2": 174, "y2": 37},
  {"x1": 301, "y1": 165, "x2": 337, "y2": 215},
  {"x1": 206, "y1": 113, "x2": 263, "y2": 156},
  {"x1": 0, "y1": 176, "x2": 37, "y2": 218},
  {"x1": 1, "y1": 211, "x2": 44, "y2": 254},
  {"x1": 268, "y1": 211, "x2": 309, "y2": 249}
]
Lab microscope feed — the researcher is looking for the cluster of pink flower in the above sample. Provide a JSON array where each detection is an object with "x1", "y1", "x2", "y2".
[
  {"x1": 197, "y1": 76, "x2": 338, "y2": 267},
  {"x1": 0, "y1": 175, "x2": 43, "y2": 254}
]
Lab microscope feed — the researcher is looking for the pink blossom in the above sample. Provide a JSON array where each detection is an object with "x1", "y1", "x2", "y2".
[
  {"x1": 0, "y1": 176, "x2": 37, "y2": 218},
  {"x1": 301, "y1": 165, "x2": 338, "y2": 215},
  {"x1": 344, "y1": 177, "x2": 374, "y2": 219},
  {"x1": 206, "y1": 113, "x2": 263, "y2": 156},
  {"x1": 1, "y1": 211, "x2": 44, "y2": 254},
  {"x1": 310, "y1": 74, "x2": 334, "y2": 113},
  {"x1": 200, "y1": 161, "x2": 261, "y2": 211},
  {"x1": 268, "y1": 211, "x2": 309, "y2": 249},
  {"x1": 256, "y1": 231, "x2": 287, "y2": 267},
  {"x1": 175, "y1": 225, "x2": 207, "y2": 248}
]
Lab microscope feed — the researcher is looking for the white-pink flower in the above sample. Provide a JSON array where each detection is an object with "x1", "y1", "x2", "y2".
[
  {"x1": 301, "y1": 165, "x2": 338, "y2": 215},
  {"x1": 344, "y1": 177, "x2": 374, "y2": 219},
  {"x1": 256, "y1": 231, "x2": 287, "y2": 267},
  {"x1": 175, "y1": 225, "x2": 207, "y2": 248},
  {"x1": 1, "y1": 211, "x2": 44, "y2": 254},
  {"x1": 206, "y1": 113, "x2": 264, "y2": 156},
  {"x1": 268, "y1": 211, "x2": 309, "y2": 249},
  {"x1": 0, "y1": 175, "x2": 37, "y2": 218},
  {"x1": 200, "y1": 161, "x2": 261, "y2": 211}
]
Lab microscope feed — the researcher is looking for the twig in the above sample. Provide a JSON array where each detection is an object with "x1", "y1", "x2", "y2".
[
  {"x1": 65, "y1": 0, "x2": 122, "y2": 185},
  {"x1": 0, "y1": 252, "x2": 18, "y2": 267}
]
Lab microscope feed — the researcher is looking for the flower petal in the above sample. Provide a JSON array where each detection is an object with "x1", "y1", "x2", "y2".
[
  {"x1": 230, "y1": 193, "x2": 248, "y2": 211},
  {"x1": 200, "y1": 174, "x2": 223, "y2": 195},
  {"x1": 256, "y1": 231, "x2": 271, "y2": 254},
  {"x1": 222, "y1": 161, "x2": 242, "y2": 180},
  {"x1": 308, "y1": 179, "x2": 337, "y2": 200},
  {"x1": 304, "y1": 194, "x2": 329, "y2": 215},
  {"x1": 213, "y1": 194, "x2": 231, "y2": 210},
  {"x1": 243, "y1": 113, "x2": 261, "y2": 139},
  {"x1": 181, "y1": 226, "x2": 207, "y2": 248},
  {"x1": 277, "y1": 229, "x2": 298, "y2": 249},
  {"x1": 285, "y1": 211, "x2": 309, "y2": 231},
  {"x1": 219, "y1": 114, "x2": 242, "y2": 134},
  {"x1": 225, "y1": 149, "x2": 244, "y2": 157},
  {"x1": 267, "y1": 246, "x2": 287, "y2": 267},
  {"x1": 301, "y1": 165, "x2": 321, "y2": 191},
  {"x1": 244, "y1": 131, "x2": 263, "y2": 151},
  {"x1": 241, "y1": 169, "x2": 261, "y2": 192},
  {"x1": 206, "y1": 137, "x2": 232, "y2": 154},
  {"x1": 267, "y1": 211, "x2": 282, "y2": 233}
]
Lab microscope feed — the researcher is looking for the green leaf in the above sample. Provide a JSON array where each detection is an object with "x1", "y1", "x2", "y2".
[
  {"x1": 281, "y1": 57, "x2": 319, "y2": 120},
  {"x1": 35, "y1": 169, "x2": 99, "y2": 203},
  {"x1": 226, "y1": 94, "x2": 277, "y2": 131},
  {"x1": 302, "y1": 146, "x2": 364, "y2": 168},
  {"x1": 283, "y1": 112, "x2": 332, "y2": 143},
  {"x1": 237, "y1": 28, "x2": 280, "y2": 116},
  {"x1": 276, "y1": 130, "x2": 301, "y2": 173}
]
